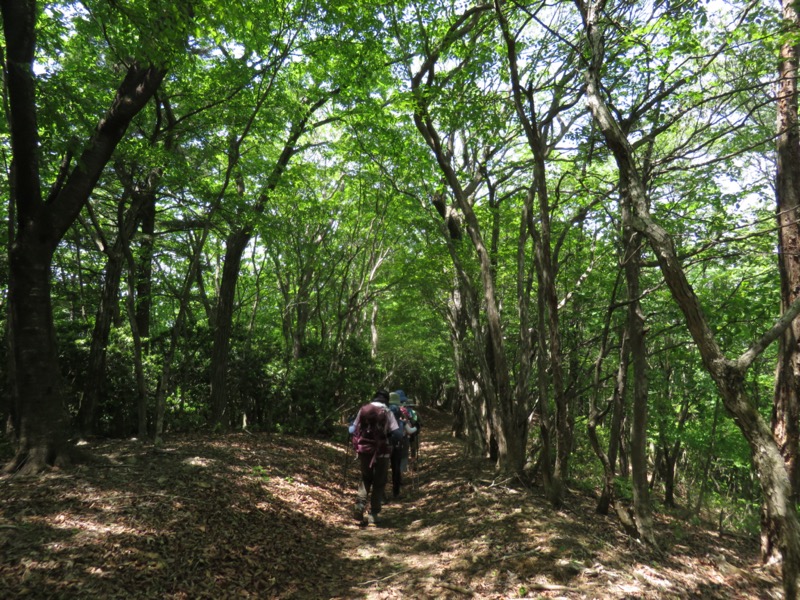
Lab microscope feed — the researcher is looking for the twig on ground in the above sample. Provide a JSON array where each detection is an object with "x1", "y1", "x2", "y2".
[
  {"x1": 491, "y1": 547, "x2": 541, "y2": 564},
  {"x1": 358, "y1": 566, "x2": 414, "y2": 586},
  {"x1": 525, "y1": 582, "x2": 571, "y2": 591},
  {"x1": 439, "y1": 582, "x2": 474, "y2": 595}
]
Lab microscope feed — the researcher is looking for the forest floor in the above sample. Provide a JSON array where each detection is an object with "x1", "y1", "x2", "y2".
[{"x1": 0, "y1": 406, "x2": 785, "y2": 599}]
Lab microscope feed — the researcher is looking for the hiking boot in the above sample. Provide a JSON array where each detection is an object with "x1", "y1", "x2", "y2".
[
  {"x1": 366, "y1": 512, "x2": 380, "y2": 527},
  {"x1": 353, "y1": 502, "x2": 365, "y2": 523}
]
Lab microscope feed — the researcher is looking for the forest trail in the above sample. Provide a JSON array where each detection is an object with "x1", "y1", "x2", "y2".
[
  {"x1": 0, "y1": 406, "x2": 784, "y2": 599},
  {"x1": 334, "y1": 407, "x2": 781, "y2": 599}
]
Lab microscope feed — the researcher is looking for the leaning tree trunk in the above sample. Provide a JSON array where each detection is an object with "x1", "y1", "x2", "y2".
[
  {"x1": 578, "y1": 1, "x2": 800, "y2": 589},
  {"x1": 208, "y1": 94, "x2": 333, "y2": 430}
]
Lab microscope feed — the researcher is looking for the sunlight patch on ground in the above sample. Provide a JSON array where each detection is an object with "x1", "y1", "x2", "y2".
[
  {"x1": 46, "y1": 514, "x2": 138, "y2": 537},
  {"x1": 634, "y1": 564, "x2": 673, "y2": 589},
  {"x1": 183, "y1": 456, "x2": 213, "y2": 467}
]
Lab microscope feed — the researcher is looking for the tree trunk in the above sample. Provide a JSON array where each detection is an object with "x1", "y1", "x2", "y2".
[
  {"x1": 607, "y1": 331, "x2": 628, "y2": 497},
  {"x1": 591, "y1": 325, "x2": 628, "y2": 515},
  {"x1": 136, "y1": 192, "x2": 156, "y2": 349},
  {"x1": 496, "y1": 0, "x2": 574, "y2": 489},
  {"x1": 77, "y1": 247, "x2": 123, "y2": 435},
  {"x1": 2, "y1": 0, "x2": 165, "y2": 473},
  {"x1": 536, "y1": 274, "x2": 559, "y2": 504},
  {"x1": 120, "y1": 219, "x2": 149, "y2": 438},
  {"x1": 660, "y1": 384, "x2": 690, "y2": 509},
  {"x1": 663, "y1": 447, "x2": 678, "y2": 508},
  {"x1": 7, "y1": 240, "x2": 73, "y2": 473},
  {"x1": 208, "y1": 94, "x2": 333, "y2": 429},
  {"x1": 78, "y1": 185, "x2": 149, "y2": 435},
  {"x1": 769, "y1": 0, "x2": 800, "y2": 563},
  {"x1": 578, "y1": 2, "x2": 800, "y2": 588},
  {"x1": 154, "y1": 231, "x2": 208, "y2": 444},
  {"x1": 209, "y1": 229, "x2": 250, "y2": 427},
  {"x1": 622, "y1": 210, "x2": 657, "y2": 547}
]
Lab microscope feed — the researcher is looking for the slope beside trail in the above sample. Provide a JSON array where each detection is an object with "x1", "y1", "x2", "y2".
[{"x1": 0, "y1": 406, "x2": 783, "y2": 599}]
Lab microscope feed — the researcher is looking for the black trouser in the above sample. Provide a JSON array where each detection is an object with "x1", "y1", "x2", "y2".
[
  {"x1": 390, "y1": 443, "x2": 402, "y2": 496},
  {"x1": 358, "y1": 453, "x2": 389, "y2": 515}
]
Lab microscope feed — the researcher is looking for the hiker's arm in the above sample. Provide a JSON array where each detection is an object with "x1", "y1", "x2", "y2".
[{"x1": 350, "y1": 411, "x2": 361, "y2": 435}]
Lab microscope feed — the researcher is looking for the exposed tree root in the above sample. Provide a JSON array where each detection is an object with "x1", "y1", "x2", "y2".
[{"x1": 3, "y1": 443, "x2": 94, "y2": 476}]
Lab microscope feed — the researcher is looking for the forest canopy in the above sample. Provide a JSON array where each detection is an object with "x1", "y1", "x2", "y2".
[{"x1": 2, "y1": 0, "x2": 800, "y2": 595}]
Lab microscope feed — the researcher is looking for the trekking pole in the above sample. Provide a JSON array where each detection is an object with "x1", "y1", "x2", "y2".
[
  {"x1": 341, "y1": 433, "x2": 352, "y2": 490},
  {"x1": 408, "y1": 436, "x2": 417, "y2": 495},
  {"x1": 413, "y1": 456, "x2": 419, "y2": 495}
]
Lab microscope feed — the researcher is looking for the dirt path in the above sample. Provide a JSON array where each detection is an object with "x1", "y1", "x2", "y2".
[
  {"x1": 333, "y1": 407, "x2": 782, "y2": 600},
  {"x1": 0, "y1": 406, "x2": 783, "y2": 599},
  {"x1": 336, "y1": 406, "x2": 482, "y2": 598}
]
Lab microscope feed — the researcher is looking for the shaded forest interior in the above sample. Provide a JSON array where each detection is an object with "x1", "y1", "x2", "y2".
[
  {"x1": 0, "y1": 408, "x2": 783, "y2": 598},
  {"x1": 2, "y1": 0, "x2": 800, "y2": 597}
]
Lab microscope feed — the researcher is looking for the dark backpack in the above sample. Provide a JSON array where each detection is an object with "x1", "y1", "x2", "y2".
[
  {"x1": 388, "y1": 404, "x2": 405, "y2": 447},
  {"x1": 352, "y1": 403, "x2": 389, "y2": 465}
]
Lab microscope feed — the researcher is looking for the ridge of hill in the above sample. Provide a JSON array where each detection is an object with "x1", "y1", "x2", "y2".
[{"x1": 0, "y1": 407, "x2": 782, "y2": 598}]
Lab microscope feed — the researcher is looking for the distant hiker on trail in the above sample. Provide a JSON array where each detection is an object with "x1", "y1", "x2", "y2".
[
  {"x1": 395, "y1": 389, "x2": 422, "y2": 464},
  {"x1": 387, "y1": 391, "x2": 418, "y2": 499},
  {"x1": 350, "y1": 390, "x2": 402, "y2": 526}
]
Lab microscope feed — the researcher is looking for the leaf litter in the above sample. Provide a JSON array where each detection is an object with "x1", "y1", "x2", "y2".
[{"x1": 0, "y1": 408, "x2": 783, "y2": 599}]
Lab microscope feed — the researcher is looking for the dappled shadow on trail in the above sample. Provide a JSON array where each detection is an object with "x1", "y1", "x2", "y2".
[
  {"x1": 336, "y1": 407, "x2": 782, "y2": 600},
  {"x1": 0, "y1": 408, "x2": 783, "y2": 599},
  {"x1": 0, "y1": 433, "x2": 365, "y2": 598}
]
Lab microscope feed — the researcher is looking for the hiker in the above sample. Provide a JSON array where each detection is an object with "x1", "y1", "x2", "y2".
[
  {"x1": 388, "y1": 391, "x2": 418, "y2": 499},
  {"x1": 351, "y1": 390, "x2": 402, "y2": 526},
  {"x1": 396, "y1": 390, "x2": 422, "y2": 463}
]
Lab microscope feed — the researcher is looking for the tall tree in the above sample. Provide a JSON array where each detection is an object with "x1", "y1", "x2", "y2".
[
  {"x1": 771, "y1": 0, "x2": 800, "y2": 552},
  {"x1": 494, "y1": 0, "x2": 585, "y2": 504},
  {"x1": 576, "y1": 0, "x2": 800, "y2": 593},
  {"x1": 2, "y1": 0, "x2": 167, "y2": 472},
  {"x1": 752, "y1": 0, "x2": 800, "y2": 567},
  {"x1": 394, "y1": 1, "x2": 534, "y2": 474}
]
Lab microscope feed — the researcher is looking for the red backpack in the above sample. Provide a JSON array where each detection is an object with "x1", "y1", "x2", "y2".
[{"x1": 352, "y1": 403, "x2": 389, "y2": 465}]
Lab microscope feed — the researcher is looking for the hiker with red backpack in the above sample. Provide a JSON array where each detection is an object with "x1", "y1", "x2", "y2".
[{"x1": 350, "y1": 390, "x2": 403, "y2": 526}]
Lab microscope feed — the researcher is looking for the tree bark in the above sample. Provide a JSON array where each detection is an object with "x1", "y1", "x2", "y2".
[
  {"x1": 2, "y1": 0, "x2": 165, "y2": 473},
  {"x1": 577, "y1": 0, "x2": 800, "y2": 590},
  {"x1": 209, "y1": 93, "x2": 333, "y2": 428},
  {"x1": 769, "y1": 0, "x2": 800, "y2": 562},
  {"x1": 621, "y1": 198, "x2": 658, "y2": 548}
]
